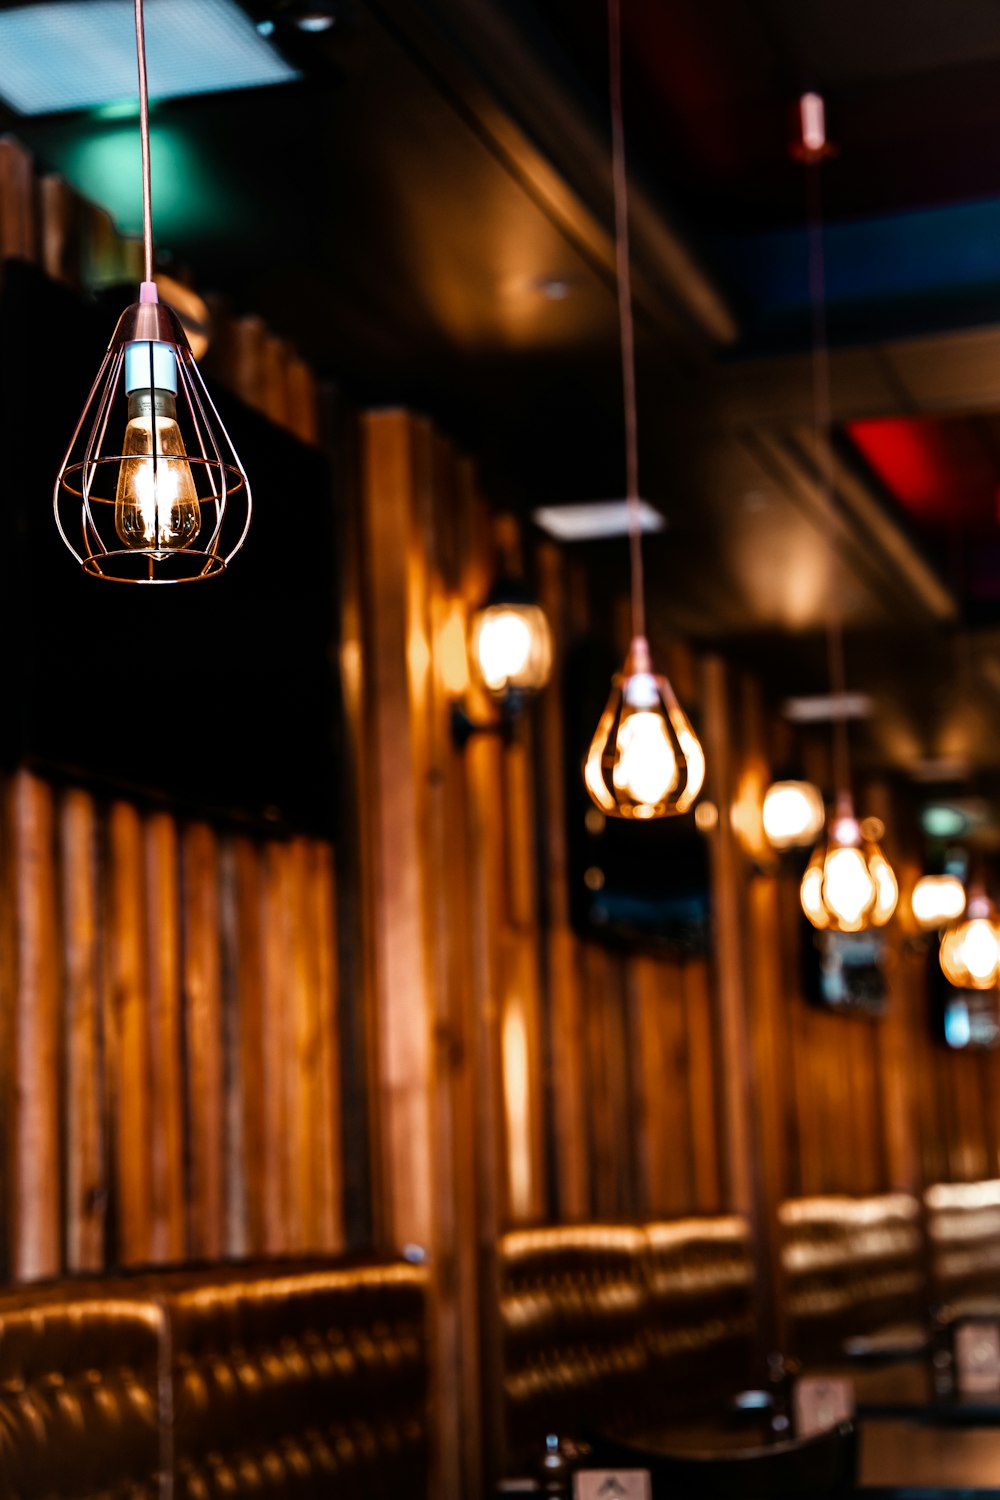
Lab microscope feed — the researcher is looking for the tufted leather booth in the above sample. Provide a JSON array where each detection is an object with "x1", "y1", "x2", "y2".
[
  {"x1": 0, "y1": 1259, "x2": 430, "y2": 1500},
  {"x1": 924, "y1": 1179, "x2": 1000, "y2": 1315},
  {"x1": 0, "y1": 1282, "x2": 164, "y2": 1500},
  {"x1": 499, "y1": 1225, "x2": 649, "y2": 1467},
  {"x1": 779, "y1": 1193, "x2": 925, "y2": 1364},
  {"x1": 160, "y1": 1262, "x2": 429, "y2": 1499},
  {"x1": 498, "y1": 1217, "x2": 757, "y2": 1472},
  {"x1": 642, "y1": 1217, "x2": 755, "y2": 1422}
]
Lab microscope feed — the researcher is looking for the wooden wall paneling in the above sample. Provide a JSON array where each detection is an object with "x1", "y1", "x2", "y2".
[
  {"x1": 144, "y1": 810, "x2": 185, "y2": 1262},
  {"x1": 261, "y1": 335, "x2": 291, "y2": 429},
  {"x1": 229, "y1": 316, "x2": 266, "y2": 413},
  {"x1": 220, "y1": 834, "x2": 265, "y2": 1254},
  {"x1": 285, "y1": 837, "x2": 318, "y2": 1252},
  {"x1": 534, "y1": 541, "x2": 589, "y2": 1220},
  {"x1": 287, "y1": 358, "x2": 319, "y2": 445},
  {"x1": 682, "y1": 957, "x2": 723, "y2": 1212},
  {"x1": 181, "y1": 822, "x2": 223, "y2": 1260},
  {"x1": 11, "y1": 773, "x2": 61, "y2": 1280},
  {"x1": 260, "y1": 839, "x2": 293, "y2": 1254},
  {"x1": 359, "y1": 409, "x2": 435, "y2": 1252},
  {"x1": 106, "y1": 798, "x2": 152, "y2": 1266},
  {"x1": 310, "y1": 839, "x2": 343, "y2": 1250},
  {"x1": 875, "y1": 918, "x2": 921, "y2": 1193},
  {"x1": 40, "y1": 175, "x2": 82, "y2": 288},
  {"x1": 0, "y1": 137, "x2": 37, "y2": 262},
  {"x1": 631, "y1": 953, "x2": 692, "y2": 1217},
  {"x1": 60, "y1": 788, "x2": 105, "y2": 1271}
]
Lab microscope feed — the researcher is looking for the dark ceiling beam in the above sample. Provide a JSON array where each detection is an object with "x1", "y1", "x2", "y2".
[
  {"x1": 705, "y1": 324, "x2": 1000, "y2": 427},
  {"x1": 745, "y1": 427, "x2": 958, "y2": 625},
  {"x1": 362, "y1": 0, "x2": 739, "y2": 358}
]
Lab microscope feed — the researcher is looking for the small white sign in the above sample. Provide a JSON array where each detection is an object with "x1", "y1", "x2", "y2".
[
  {"x1": 574, "y1": 1470, "x2": 652, "y2": 1500},
  {"x1": 955, "y1": 1320, "x2": 1000, "y2": 1394},
  {"x1": 793, "y1": 1375, "x2": 855, "y2": 1437}
]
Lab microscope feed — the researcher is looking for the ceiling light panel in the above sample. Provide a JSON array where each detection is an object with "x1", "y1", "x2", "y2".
[
  {"x1": 0, "y1": 0, "x2": 299, "y2": 115},
  {"x1": 532, "y1": 501, "x2": 665, "y2": 542}
]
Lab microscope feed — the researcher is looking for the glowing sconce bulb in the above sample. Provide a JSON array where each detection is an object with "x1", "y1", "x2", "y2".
[
  {"x1": 762, "y1": 780, "x2": 826, "y2": 850},
  {"x1": 584, "y1": 636, "x2": 704, "y2": 820},
  {"x1": 469, "y1": 592, "x2": 552, "y2": 700},
  {"x1": 940, "y1": 891, "x2": 1000, "y2": 990},
  {"x1": 800, "y1": 799, "x2": 898, "y2": 933},
  {"x1": 911, "y1": 875, "x2": 966, "y2": 931}
]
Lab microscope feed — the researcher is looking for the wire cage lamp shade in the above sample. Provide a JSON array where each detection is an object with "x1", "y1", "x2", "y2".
[{"x1": 54, "y1": 297, "x2": 251, "y2": 582}]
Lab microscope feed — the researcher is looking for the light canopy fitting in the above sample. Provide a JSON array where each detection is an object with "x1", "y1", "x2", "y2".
[
  {"x1": 800, "y1": 798, "x2": 898, "y2": 933},
  {"x1": 585, "y1": 635, "x2": 705, "y2": 821},
  {"x1": 53, "y1": 0, "x2": 250, "y2": 581},
  {"x1": 762, "y1": 780, "x2": 826, "y2": 850}
]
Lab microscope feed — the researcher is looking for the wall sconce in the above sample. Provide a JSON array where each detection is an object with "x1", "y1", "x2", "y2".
[
  {"x1": 912, "y1": 874, "x2": 966, "y2": 932},
  {"x1": 451, "y1": 578, "x2": 553, "y2": 746},
  {"x1": 762, "y1": 780, "x2": 826, "y2": 851}
]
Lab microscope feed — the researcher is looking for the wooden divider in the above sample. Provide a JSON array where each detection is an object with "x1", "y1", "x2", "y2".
[{"x1": 1, "y1": 770, "x2": 344, "y2": 1279}]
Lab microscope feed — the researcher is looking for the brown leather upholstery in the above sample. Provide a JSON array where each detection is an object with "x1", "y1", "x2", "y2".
[
  {"x1": 642, "y1": 1217, "x2": 755, "y2": 1421},
  {"x1": 779, "y1": 1194, "x2": 925, "y2": 1364},
  {"x1": 159, "y1": 1263, "x2": 430, "y2": 1500},
  {"x1": 925, "y1": 1180, "x2": 1000, "y2": 1314},
  {"x1": 0, "y1": 1284, "x2": 163, "y2": 1500},
  {"x1": 499, "y1": 1225, "x2": 649, "y2": 1467}
]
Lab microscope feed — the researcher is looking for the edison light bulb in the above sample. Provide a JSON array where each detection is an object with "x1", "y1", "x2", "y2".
[
  {"x1": 115, "y1": 340, "x2": 200, "y2": 555},
  {"x1": 762, "y1": 781, "x2": 826, "y2": 850},
  {"x1": 960, "y1": 921, "x2": 999, "y2": 984},
  {"x1": 614, "y1": 709, "x2": 678, "y2": 808},
  {"x1": 476, "y1": 610, "x2": 534, "y2": 691},
  {"x1": 800, "y1": 800, "x2": 896, "y2": 933},
  {"x1": 911, "y1": 875, "x2": 966, "y2": 931}
]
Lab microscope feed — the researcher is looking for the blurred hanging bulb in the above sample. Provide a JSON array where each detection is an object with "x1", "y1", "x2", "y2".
[
  {"x1": 762, "y1": 780, "x2": 826, "y2": 850},
  {"x1": 114, "y1": 341, "x2": 199, "y2": 556},
  {"x1": 585, "y1": 636, "x2": 704, "y2": 820},
  {"x1": 800, "y1": 796, "x2": 897, "y2": 933},
  {"x1": 940, "y1": 890, "x2": 1000, "y2": 990},
  {"x1": 468, "y1": 588, "x2": 552, "y2": 700},
  {"x1": 476, "y1": 610, "x2": 534, "y2": 690}
]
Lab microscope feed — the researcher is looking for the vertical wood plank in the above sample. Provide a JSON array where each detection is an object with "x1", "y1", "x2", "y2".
[
  {"x1": 0, "y1": 137, "x2": 37, "y2": 261},
  {"x1": 106, "y1": 799, "x2": 152, "y2": 1266},
  {"x1": 227, "y1": 835, "x2": 267, "y2": 1255},
  {"x1": 182, "y1": 823, "x2": 223, "y2": 1260},
  {"x1": 60, "y1": 789, "x2": 105, "y2": 1271},
  {"x1": 310, "y1": 840, "x2": 343, "y2": 1249},
  {"x1": 11, "y1": 773, "x2": 61, "y2": 1279},
  {"x1": 144, "y1": 811, "x2": 185, "y2": 1262},
  {"x1": 683, "y1": 957, "x2": 722, "y2": 1212},
  {"x1": 260, "y1": 840, "x2": 293, "y2": 1254}
]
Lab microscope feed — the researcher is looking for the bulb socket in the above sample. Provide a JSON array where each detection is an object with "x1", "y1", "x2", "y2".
[{"x1": 124, "y1": 341, "x2": 178, "y2": 395}]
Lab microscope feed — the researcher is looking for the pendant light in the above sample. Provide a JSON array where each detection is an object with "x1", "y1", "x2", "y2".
[
  {"x1": 911, "y1": 873, "x2": 966, "y2": 931},
  {"x1": 793, "y1": 94, "x2": 897, "y2": 930},
  {"x1": 584, "y1": 0, "x2": 704, "y2": 820},
  {"x1": 762, "y1": 779, "x2": 826, "y2": 851},
  {"x1": 53, "y1": 0, "x2": 251, "y2": 582},
  {"x1": 940, "y1": 888, "x2": 1000, "y2": 990}
]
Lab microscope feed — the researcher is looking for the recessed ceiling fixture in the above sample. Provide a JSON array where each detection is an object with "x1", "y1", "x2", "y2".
[
  {"x1": 532, "y1": 500, "x2": 665, "y2": 542},
  {"x1": 790, "y1": 93, "x2": 898, "y2": 932},
  {"x1": 0, "y1": 0, "x2": 298, "y2": 115},
  {"x1": 782, "y1": 693, "x2": 872, "y2": 724},
  {"x1": 53, "y1": 0, "x2": 251, "y2": 582},
  {"x1": 583, "y1": 0, "x2": 704, "y2": 822}
]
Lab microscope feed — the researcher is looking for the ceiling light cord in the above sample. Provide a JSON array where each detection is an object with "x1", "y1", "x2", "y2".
[
  {"x1": 806, "y1": 156, "x2": 850, "y2": 802},
  {"x1": 608, "y1": 0, "x2": 645, "y2": 646},
  {"x1": 134, "y1": 0, "x2": 154, "y2": 286}
]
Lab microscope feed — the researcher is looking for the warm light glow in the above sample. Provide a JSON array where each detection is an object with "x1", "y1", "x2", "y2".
[
  {"x1": 911, "y1": 874, "x2": 966, "y2": 930},
  {"x1": 762, "y1": 781, "x2": 826, "y2": 850},
  {"x1": 115, "y1": 407, "x2": 200, "y2": 553},
  {"x1": 614, "y1": 710, "x2": 678, "y2": 807},
  {"x1": 800, "y1": 803, "x2": 898, "y2": 933},
  {"x1": 824, "y1": 846, "x2": 876, "y2": 931},
  {"x1": 584, "y1": 637, "x2": 704, "y2": 820},
  {"x1": 469, "y1": 600, "x2": 552, "y2": 698},
  {"x1": 940, "y1": 894, "x2": 1000, "y2": 991},
  {"x1": 439, "y1": 600, "x2": 470, "y2": 698},
  {"x1": 502, "y1": 1002, "x2": 533, "y2": 1221}
]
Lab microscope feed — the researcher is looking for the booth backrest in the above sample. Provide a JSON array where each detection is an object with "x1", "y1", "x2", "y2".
[
  {"x1": 160, "y1": 1262, "x2": 430, "y2": 1499},
  {"x1": 0, "y1": 1284, "x2": 163, "y2": 1499},
  {"x1": 779, "y1": 1194, "x2": 925, "y2": 1364},
  {"x1": 642, "y1": 1216, "x2": 755, "y2": 1419},
  {"x1": 498, "y1": 1225, "x2": 649, "y2": 1467},
  {"x1": 925, "y1": 1180, "x2": 1000, "y2": 1314}
]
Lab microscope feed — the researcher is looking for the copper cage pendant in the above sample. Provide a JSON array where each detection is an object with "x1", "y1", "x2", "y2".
[{"x1": 54, "y1": 296, "x2": 251, "y2": 584}]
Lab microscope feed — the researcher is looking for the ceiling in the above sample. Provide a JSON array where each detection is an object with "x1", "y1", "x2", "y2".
[{"x1": 6, "y1": 0, "x2": 1000, "y2": 788}]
